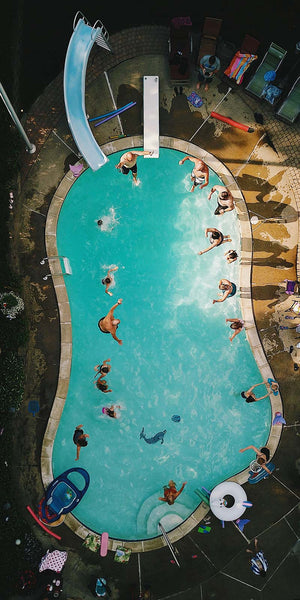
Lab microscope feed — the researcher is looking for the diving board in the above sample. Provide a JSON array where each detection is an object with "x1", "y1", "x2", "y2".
[
  {"x1": 64, "y1": 14, "x2": 111, "y2": 171},
  {"x1": 143, "y1": 76, "x2": 159, "y2": 158}
]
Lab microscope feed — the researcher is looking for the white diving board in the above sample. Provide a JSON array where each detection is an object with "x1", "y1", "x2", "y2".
[
  {"x1": 64, "y1": 15, "x2": 110, "y2": 171},
  {"x1": 143, "y1": 76, "x2": 159, "y2": 158}
]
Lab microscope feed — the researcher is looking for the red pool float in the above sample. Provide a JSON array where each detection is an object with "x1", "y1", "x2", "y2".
[{"x1": 211, "y1": 112, "x2": 254, "y2": 133}]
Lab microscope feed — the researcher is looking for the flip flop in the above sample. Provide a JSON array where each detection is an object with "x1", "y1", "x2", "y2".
[{"x1": 294, "y1": 363, "x2": 299, "y2": 371}]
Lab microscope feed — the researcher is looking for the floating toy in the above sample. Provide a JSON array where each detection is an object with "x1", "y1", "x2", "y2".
[
  {"x1": 100, "y1": 532, "x2": 109, "y2": 557},
  {"x1": 273, "y1": 411, "x2": 286, "y2": 425},
  {"x1": 248, "y1": 461, "x2": 275, "y2": 484},
  {"x1": 38, "y1": 468, "x2": 90, "y2": 525},
  {"x1": 209, "y1": 481, "x2": 249, "y2": 521},
  {"x1": 210, "y1": 111, "x2": 254, "y2": 133},
  {"x1": 171, "y1": 414, "x2": 181, "y2": 422}
]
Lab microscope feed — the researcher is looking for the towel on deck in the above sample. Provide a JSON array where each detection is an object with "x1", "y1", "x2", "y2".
[
  {"x1": 39, "y1": 549, "x2": 68, "y2": 573},
  {"x1": 224, "y1": 52, "x2": 258, "y2": 84}
]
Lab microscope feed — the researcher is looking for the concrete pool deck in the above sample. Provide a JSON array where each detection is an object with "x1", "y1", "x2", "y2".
[{"x1": 9, "y1": 25, "x2": 300, "y2": 600}]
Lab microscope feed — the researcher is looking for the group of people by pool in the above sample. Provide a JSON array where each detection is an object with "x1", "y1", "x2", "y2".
[{"x1": 72, "y1": 149, "x2": 277, "y2": 569}]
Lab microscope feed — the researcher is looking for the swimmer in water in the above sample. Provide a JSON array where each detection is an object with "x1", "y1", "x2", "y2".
[
  {"x1": 240, "y1": 382, "x2": 274, "y2": 403},
  {"x1": 102, "y1": 405, "x2": 121, "y2": 419},
  {"x1": 94, "y1": 359, "x2": 111, "y2": 377},
  {"x1": 102, "y1": 266, "x2": 118, "y2": 296},
  {"x1": 98, "y1": 299, "x2": 123, "y2": 345},
  {"x1": 226, "y1": 318, "x2": 245, "y2": 342},
  {"x1": 97, "y1": 207, "x2": 119, "y2": 232},
  {"x1": 178, "y1": 156, "x2": 209, "y2": 192},
  {"x1": 213, "y1": 279, "x2": 236, "y2": 304},
  {"x1": 208, "y1": 185, "x2": 235, "y2": 215},
  {"x1": 115, "y1": 150, "x2": 153, "y2": 185},
  {"x1": 158, "y1": 480, "x2": 187, "y2": 505},
  {"x1": 225, "y1": 249, "x2": 238, "y2": 263},
  {"x1": 198, "y1": 227, "x2": 232, "y2": 255}
]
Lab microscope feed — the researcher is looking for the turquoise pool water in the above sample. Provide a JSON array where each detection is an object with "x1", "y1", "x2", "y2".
[{"x1": 53, "y1": 148, "x2": 271, "y2": 540}]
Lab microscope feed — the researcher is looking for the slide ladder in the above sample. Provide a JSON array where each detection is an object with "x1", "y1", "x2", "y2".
[{"x1": 63, "y1": 12, "x2": 111, "y2": 171}]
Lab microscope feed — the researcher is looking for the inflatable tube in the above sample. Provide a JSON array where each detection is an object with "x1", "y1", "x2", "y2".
[
  {"x1": 94, "y1": 102, "x2": 136, "y2": 127},
  {"x1": 248, "y1": 462, "x2": 275, "y2": 484},
  {"x1": 26, "y1": 506, "x2": 62, "y2": 540},
  {"x1": 211, "y1": 112, "x2": 254, "y2": 133},
  {"x1": 100, "y1": 532, "x2": 109, "y2": 556},
  {"x1": 209, "y1": 482, "x2": 248, "y2": 521}
]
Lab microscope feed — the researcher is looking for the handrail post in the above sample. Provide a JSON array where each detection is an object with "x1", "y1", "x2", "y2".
[{"x1": 0, "y1": 82, "x2": 36, "y2": 154}]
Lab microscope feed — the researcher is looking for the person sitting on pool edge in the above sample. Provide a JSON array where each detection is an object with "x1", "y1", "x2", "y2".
[
  {"x1": 208, "y1": 184, "x2": 235, "y2": 215},
  {"x1": 198, "y1": 227, "x2": 232, "y2": 255},
  {"x1": 98, "y1": 299, "x2": 123, "y2": 345},
  {"x1": 213, "y1": 279, "x2": 236, "y2": 304},
  {"x1": 102, "y1": 266, "x2": 118, "y2": 296},
  {"x1": 115, "y1": 150, "x2": 153, "y2": 185},
  {"x1": 226, "y1": 317, "x2": 245, "y2": 342},
  {"x1": 178, "y1": 155, "x2": 209, "y2": 192},
  {"x1": 241, "y1": 381, "x2": 277, "y2": 403},
  {"x1": 239, "y1": 445, "x2": 272, "y2": 475},
  {"x1": 73, "y1": 424, "x2": 89, "y2": 461},
  {"x1": 158, "y1": 480, "x2": 187, "y2": 505}
]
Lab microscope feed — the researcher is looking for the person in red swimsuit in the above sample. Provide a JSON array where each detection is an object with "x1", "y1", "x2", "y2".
[{"x1": 158, "y1": 480, "x2": 187, "y2": 505}]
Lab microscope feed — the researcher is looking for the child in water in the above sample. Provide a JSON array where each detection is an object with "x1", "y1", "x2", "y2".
[{"x1": 158, "y1": 480, "x2": 187, "y2": 505}]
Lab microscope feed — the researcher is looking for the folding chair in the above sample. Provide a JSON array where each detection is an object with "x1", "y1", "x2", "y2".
[
  {"x1": 276, "y1": 75, "x2": 300, "y2": 123},
  {"x1": 245, "y1": 42, "x2": 287, "y2": 98}
]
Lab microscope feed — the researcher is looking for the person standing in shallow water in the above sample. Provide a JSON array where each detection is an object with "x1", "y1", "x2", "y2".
[
  {"x1": 115, "y1": 150, "x2": 153, "y2": 185},
  {"x1": 179, "y1": 155, "x2": 209, "y2": 191},
  {"x1": 198, "y1": 227, "x2": 232, "y2": 255},
  {"x1": 208, "y1": 185, "x2": 235, "y2": 215}
]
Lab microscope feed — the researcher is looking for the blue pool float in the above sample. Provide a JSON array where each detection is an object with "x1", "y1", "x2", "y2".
[{"x1": 38, "y1": 467, "x2": 90, "y2": 524}]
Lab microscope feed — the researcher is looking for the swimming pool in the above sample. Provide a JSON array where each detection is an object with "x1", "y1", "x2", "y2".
[{"x1": 51, "y1": 146, "x2": 272, "y2": 541}]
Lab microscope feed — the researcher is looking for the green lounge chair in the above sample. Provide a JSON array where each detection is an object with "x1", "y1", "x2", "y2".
[
  {"x1": 245, "y1": 42, "x2": 287, "y2": 98},
  {"x1": 276, "y1": 75, "x2": 300, "y2": 123}
]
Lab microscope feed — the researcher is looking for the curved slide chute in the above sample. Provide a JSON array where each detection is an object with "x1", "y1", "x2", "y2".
[{"x1": 64, "y1": 15, "x2": 109, "y2": 171}]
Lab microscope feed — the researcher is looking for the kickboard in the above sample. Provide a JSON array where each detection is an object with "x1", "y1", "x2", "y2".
[
  {"x1": 187, "y1": 91, "x2": 203, "y2": 108},
  {"x1": 100, "y1": 532, "x2": 109, "y2": 556},
  {"x1": 248, "y1": 462, "x2": 275, "y2": 484}
]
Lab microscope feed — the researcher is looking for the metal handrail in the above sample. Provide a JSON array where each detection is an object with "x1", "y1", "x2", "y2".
[{"x1": 158, "y1": 522, "x2": 180, "y2": 567}]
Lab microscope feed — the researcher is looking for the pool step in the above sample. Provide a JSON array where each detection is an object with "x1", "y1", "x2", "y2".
[{"x1": 136, "y1": 491, "x2": 194, "y2": 538}]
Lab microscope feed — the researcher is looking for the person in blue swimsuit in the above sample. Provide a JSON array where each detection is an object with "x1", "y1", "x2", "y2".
[{"x1": 213, "y1": 279, "x2": 236, "y2": 304}]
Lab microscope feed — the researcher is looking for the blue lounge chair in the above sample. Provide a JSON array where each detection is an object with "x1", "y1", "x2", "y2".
[
  {"x1": 245, "y1": 42, "x2": 287, "y2": 98},
  {"x1": 276, "y1": 75, "x2": 300, "y2": 123}
]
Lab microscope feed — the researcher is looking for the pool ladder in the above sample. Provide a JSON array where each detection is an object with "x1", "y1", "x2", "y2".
[{"x1": 40, "y1": 256, "x2": 72, "y2": 280}]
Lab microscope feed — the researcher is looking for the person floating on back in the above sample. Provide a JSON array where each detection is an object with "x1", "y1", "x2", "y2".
[
  {"x1": 98, "y1": 299, "x2": 123, "y2": 345},
  {"x1": 179, "y1": 155, "x2": 209, "y2": 191}
]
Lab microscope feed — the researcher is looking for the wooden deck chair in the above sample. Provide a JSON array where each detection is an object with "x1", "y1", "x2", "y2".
[
  {"x1": 197, "y1": 17, "x2": 222, "y2": 63},
  {"x1": 276, "y1": 75, "x2": 300, "y2": 123},
  {"x1": 245, "y1": 42, "x2": 287, "y2": 98}
]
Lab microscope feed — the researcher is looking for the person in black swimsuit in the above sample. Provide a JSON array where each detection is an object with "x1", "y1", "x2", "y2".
[
  {"x1": 98, "y1": 299, "x2": 123, "y2": 345},
  {"x1": 239, "y1": 445, "x2": 272, "y2": 474},
  {"x1": 73, "y1": 425, "x2": 89, "y2": 461},
  {"x1": 240, "y1": 382, "x2": 273, "y2": 403},
  {"x1": 198, "y1": 227, "x2": 232, "y2": 255}
]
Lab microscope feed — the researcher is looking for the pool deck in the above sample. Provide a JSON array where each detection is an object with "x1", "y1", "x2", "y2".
[{"x1": 9, "y1": 25, "x2": 300, "y2": 600}]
